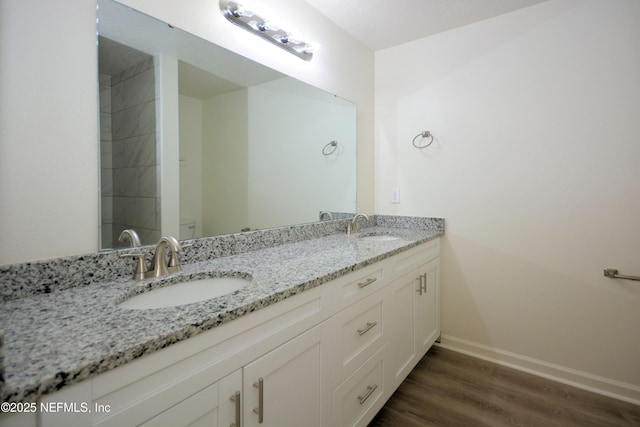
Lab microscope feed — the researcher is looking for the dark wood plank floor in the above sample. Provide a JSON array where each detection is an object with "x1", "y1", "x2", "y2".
[{"x1": 369, "y1": 346, "x2": 640, "y2": 426}]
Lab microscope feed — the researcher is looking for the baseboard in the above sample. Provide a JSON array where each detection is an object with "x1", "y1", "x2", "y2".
[{"x1": 436, "y1": 334, "x2": 640, "y2": 406}]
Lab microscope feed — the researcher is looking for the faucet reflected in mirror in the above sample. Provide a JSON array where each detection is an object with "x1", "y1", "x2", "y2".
[
  {"x1": 319, "y1": 211, "x2": 334, "y2": 221},
  {"x1": 118, "y1": 229, "x2": 142, "y2": 248},
  {"x1": 97, "y1": 0, "x2": 357, "y2": 251}
]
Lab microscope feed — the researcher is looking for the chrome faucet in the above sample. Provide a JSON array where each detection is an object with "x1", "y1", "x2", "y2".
[
  {"x1": 118, "y1": 229, "x2": 141, "y2": 247},
  {"x1": 347, "y1": 213, "x2": 369, "y2": 235},
  {"x1": 120, "y1": 236, "x2": 182, "y2": 280},
  {"x1": 149, "y1": 236, "x2": 183, "y2": 278}
]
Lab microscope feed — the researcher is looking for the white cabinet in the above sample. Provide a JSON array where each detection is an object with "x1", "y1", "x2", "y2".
[
  {"x1": 415, "y1": 258, "x2": 440, "y2": 355},
  {"x1": 142, "y1": 370, "x2": 241, "y2": 427},
  {"x1": 0, "y1": 413, "x2": 37, "y2": 427},
  {"x1": 387, "y1": 269, "x2": 419, "y2": 388},
  {"x1": 331, "y1": 345, "x2": 387, "y2": 427},
  {"x1": 331, "y1": 239, "x2": 440, "y2": 426},
  {"x1": 387, "y1": 256, "x2": 440, "y2": 390},
  {"x1": 35, "y1": 237, "x2": 440, "y2": 427},
  {"x1": 243, "y1": 323, "x2": 327, "y2": 427},
  {"x1": 144, "y1": 322, "x2": 329, "y2": 427},
  {"x1": 330, "y1": 290, "x2": 385, "y2": 385},
  {"x1": 327, "y1": 288, "x2": 388, "y2": 427}
]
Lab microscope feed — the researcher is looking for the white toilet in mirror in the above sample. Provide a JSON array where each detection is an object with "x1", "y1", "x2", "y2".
[{"x1": 179, "y1": 218, "x2": 196, "y2": 240}]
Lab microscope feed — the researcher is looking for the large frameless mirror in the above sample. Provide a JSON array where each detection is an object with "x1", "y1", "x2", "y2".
[{"x1": 97, "y1": 0, "x2": 357, "y2": 249}]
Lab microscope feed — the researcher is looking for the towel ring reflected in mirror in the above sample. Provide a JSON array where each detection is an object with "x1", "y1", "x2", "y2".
[
  {"x1": 322, "y1": 140, "x2": 338, "y2": 155},
  {"x1": 412, "y1": 131, "x2": 434, "y2": 149}
]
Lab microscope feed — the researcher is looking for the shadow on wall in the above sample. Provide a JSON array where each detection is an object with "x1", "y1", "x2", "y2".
[{"x1": 439, "y1": 234, "x2": 491, "y2": 345}]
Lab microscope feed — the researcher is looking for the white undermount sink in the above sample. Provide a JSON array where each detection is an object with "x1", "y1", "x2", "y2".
[{"x1": 118, "y1": 277, "x2": 250, "y2": 309}]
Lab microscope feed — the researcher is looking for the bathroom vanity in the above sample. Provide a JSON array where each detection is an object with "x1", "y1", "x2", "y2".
[{"x1": 0, "y1": 217, "x2": 442, "y2": 427}]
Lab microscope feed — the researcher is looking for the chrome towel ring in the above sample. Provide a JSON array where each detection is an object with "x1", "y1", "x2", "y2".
[
  {"x1": 412, "y1": 131, "x2": 434, "y2": 149},
  {"x1": 322, "y1": 140, "x2": 338, "y2": 155}
]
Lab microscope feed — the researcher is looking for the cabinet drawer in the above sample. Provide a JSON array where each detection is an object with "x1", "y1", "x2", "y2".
[
  {"x1": 332, "y1": 344, "x2": 387, "y2": 427},
  {"x1": 339, "y1": 265, "x2": 385, "y2": 309},
  {"x1": 391, "y1": 238, "x2": 439, "y2": 277},
  {"x1": 332, "y1": 291, "x2": 385, "y2": 384}
]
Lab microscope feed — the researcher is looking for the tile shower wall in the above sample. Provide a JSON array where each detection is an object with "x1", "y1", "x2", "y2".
[
  {"x1": 99, "y1": 74, "x2": 114, "y2": 247},
  {"x1": 101, "y1": 57, "x2": 160, "y2": 247}
]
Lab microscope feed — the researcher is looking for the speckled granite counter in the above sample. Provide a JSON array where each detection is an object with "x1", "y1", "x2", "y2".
[{"x1": 0, "y1": 217, "x2": 443, "y2": 403}]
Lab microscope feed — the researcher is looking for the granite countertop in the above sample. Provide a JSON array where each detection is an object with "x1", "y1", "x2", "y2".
[{"x1": 0, "y1": 226, "x2": 442, "y2": 403}]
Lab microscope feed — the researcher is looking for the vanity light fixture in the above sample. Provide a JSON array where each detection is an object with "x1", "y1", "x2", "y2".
[{"x1": 220, "y1": 0, "x2": 314, "y2": 61}]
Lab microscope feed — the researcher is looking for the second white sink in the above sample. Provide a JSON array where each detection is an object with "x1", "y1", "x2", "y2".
[
  {"x1": 360, "y1": 233, "x2": 402, "y2": 242},
  {"x1": 359, "y1": 234, "x2": 403, "y2": 242},
  {"x1": 119, "y1": 277, "x2": 250, "y2": 309}
]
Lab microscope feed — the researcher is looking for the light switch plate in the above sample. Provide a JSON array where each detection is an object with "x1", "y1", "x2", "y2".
[{"x1": 391, "y1": 188, "x2": 400, "y2": 204}]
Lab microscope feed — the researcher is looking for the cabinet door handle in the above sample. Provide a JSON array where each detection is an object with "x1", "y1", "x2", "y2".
[
  {"x1": 421, "y1": 273, "x2": 427, "y2": 293},
  {"x1": 357, "y1": 321, "x2": 378, "y2": 336},
  {"x1": 253, "y1": 378, "x2": 264, "y2": 424},
  {"x1": 357, "y1": 384, "x2": 378, "y2": 405},
  {"x1": 357, "y1": 277, "x2": 377, "y2": 288},
  {"x1": 230, "y1": 391, "x2": 241, "y2": 427}
]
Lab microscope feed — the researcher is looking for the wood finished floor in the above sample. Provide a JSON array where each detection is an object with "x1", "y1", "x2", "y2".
[{"x1": 369, "y1": 346, "x2": 640, "y2": 427}]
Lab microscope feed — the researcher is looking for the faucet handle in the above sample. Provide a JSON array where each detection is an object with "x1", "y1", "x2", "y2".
[
  {"x1": 165, "y1": 236, "x2": 183, "y2": 273},
  {"x1": 168, "y1": 252, "x2": 181, "y2": 272},
  {"x1": 120, "y1": 252, "x2": 149, "y2": 280}
]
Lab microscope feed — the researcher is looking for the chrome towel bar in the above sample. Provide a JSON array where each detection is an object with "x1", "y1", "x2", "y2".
[{"x1": 604, "y1": 268, "x2": 640, "y2": 281}]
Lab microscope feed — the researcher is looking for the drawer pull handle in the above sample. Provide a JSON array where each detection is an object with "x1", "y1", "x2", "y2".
[
  {"x1": 357, "y1": 321, "x2": 377, "y2": 336},
  {"x1": 358, "y1": 277, "x2": 377, "y2": 288},
  {"x1": 230, "y1": 391, "x2": 241, "y2": 427},
  {"x1": 357, "y1": 384, "x2": 378, "y2": 405},
  {"x1": 253, "y1": 378, "x2": 264, "y2": 424}
]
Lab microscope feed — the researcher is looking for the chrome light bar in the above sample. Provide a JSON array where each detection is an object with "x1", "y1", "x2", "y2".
[{"x1": 220, "y1": 0, "x2": 314, "y2": 61}]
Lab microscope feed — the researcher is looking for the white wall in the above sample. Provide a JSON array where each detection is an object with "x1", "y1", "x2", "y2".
[
  {"x1": 376, "y1": 0, "x2": 640, "y2": 403},
  {"x1": 0, "y1": 0, "x2": 99, "y2": 264},
  {"x1": 0, "y1": 0, "x2": 373, "y2": 264}
]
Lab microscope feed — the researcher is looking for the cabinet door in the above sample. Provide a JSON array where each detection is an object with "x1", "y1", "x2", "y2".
[
  {"x1": 243, "y1": 324, "x2": 325, "y2": 427},
  {"x1": 387, "y1": 257, "x2": 440, "y2": 389},
  {"x1": 141, "y1": 370, "x2": 241, "y2": 427},
  {"x1": 415, "y1": 258, "x2": 440, "y2": 355},
  {"x1": 386, "y1": 270, "x2": 418, "y2": 389}
]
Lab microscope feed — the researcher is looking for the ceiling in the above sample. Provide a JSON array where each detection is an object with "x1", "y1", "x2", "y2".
[{"x1": 304, "y1": 0, "x2": 547, "y2": 51}]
